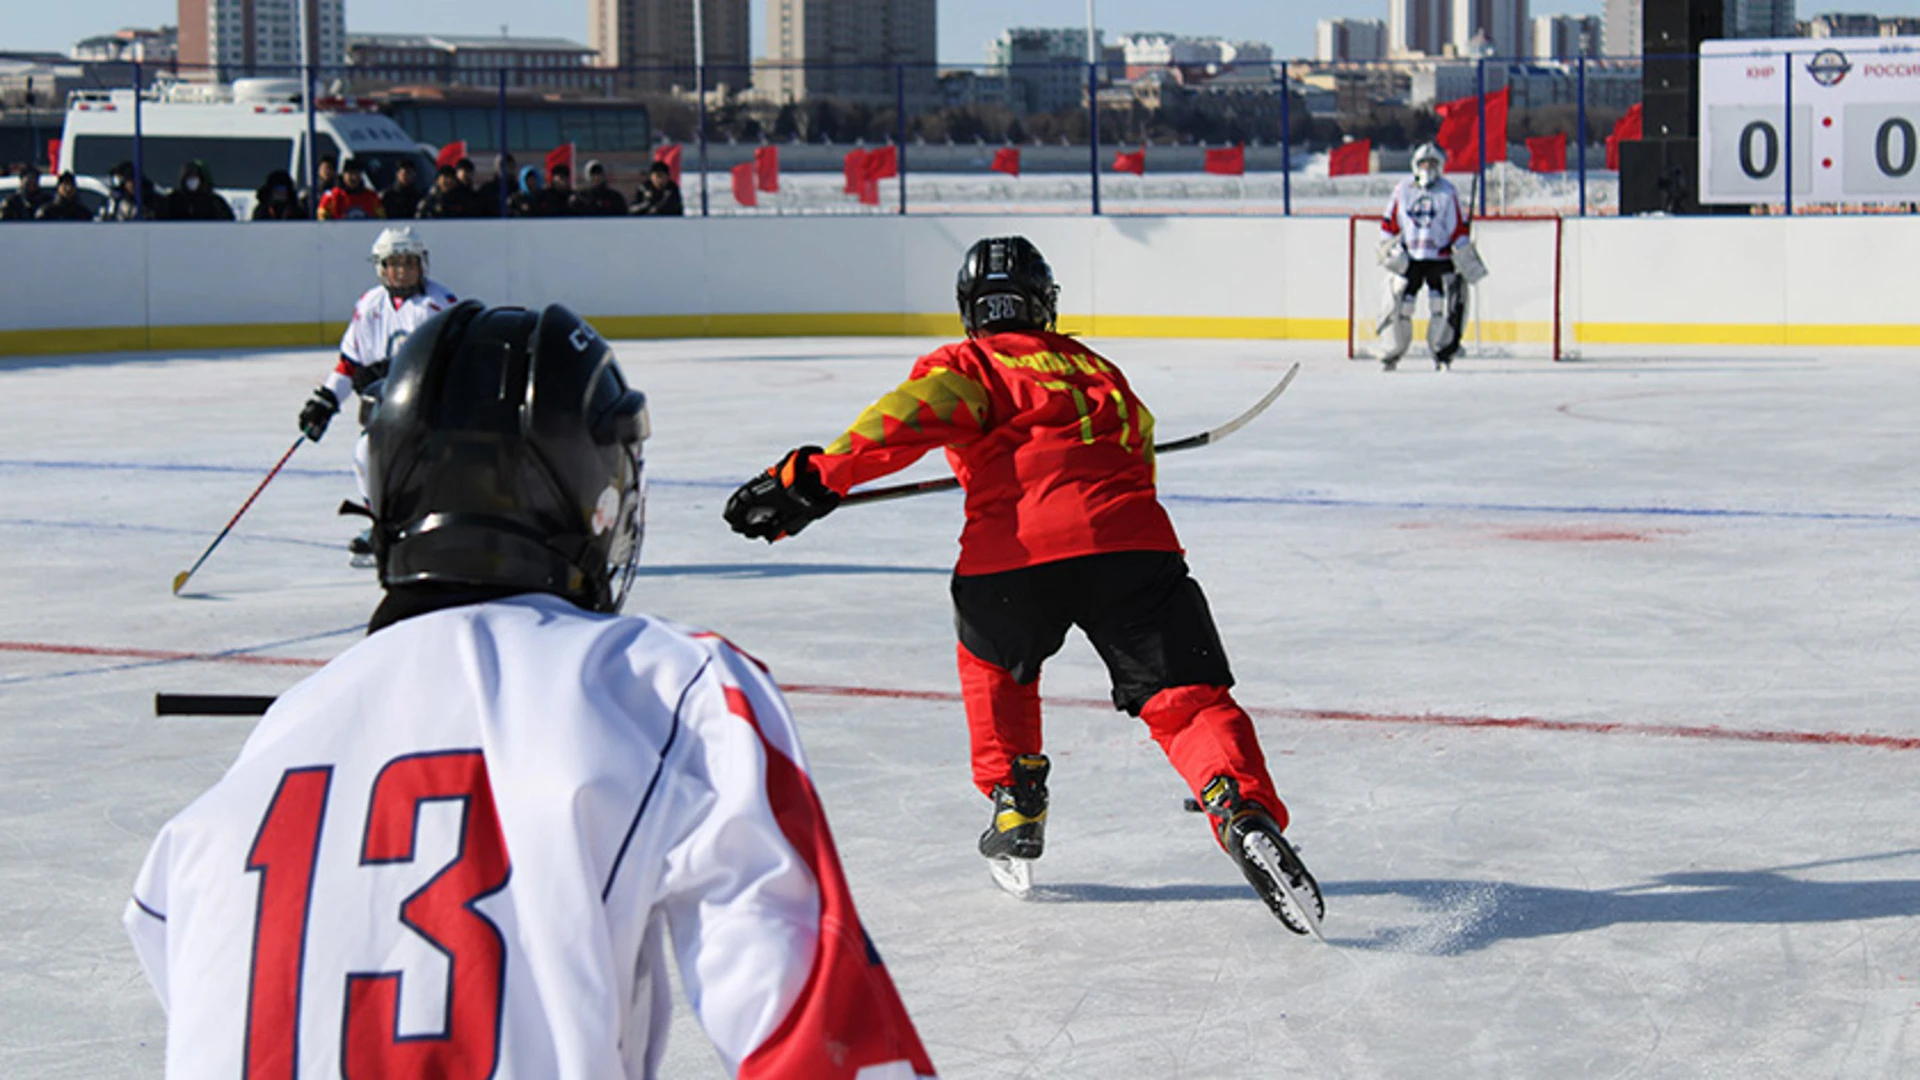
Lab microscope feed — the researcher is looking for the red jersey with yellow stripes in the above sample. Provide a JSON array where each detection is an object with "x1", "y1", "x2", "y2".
[{"x1": 810, "y1": 330, "x2": 1182, "y2": 575}]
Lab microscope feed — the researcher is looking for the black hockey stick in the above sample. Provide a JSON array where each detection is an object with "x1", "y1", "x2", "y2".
[
  {"x1": 841, "y1": 362, "x2": 1301, "y2": 507},
  {"x1": 155, "y1": 692, "x2": 277, "y2": 716},
  {"x1": 172, "y1": 435, "x2": 306, "y2": 596}
]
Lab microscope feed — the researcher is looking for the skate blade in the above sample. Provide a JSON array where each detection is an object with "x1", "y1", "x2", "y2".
[
  {"x1": 349, "y1": 553, "x2": 377, "y2": 569},
  {"x1": 1245, "y1": 834, "x2": 1327, "y2": 943},
  {"x1": 987, "y1": 855, "x2": 1033, "y2": 899}
]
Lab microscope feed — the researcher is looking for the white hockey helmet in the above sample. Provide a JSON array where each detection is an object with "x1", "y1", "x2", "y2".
[
  {"x1": 371, "y1": 226, "x2": 429, "y2": 293},
  {"x1": 1411, "y1": 143, "x2": 1444, "y2": 188}
]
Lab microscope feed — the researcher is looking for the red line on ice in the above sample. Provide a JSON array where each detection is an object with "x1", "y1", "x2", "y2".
[{"x1": 10, "y1": 640, "x2": 1917, "y2": 751}]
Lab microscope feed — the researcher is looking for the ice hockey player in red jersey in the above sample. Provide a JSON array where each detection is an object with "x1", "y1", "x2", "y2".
[
  {"x1": 724, "y1": 235, "x2": 1323, "y2": 935},
  {"x1": 127, "y1": 301, "x2": 939, "y2": 1078},
  {"x1": 298, "y1": 225, "x2": 458, "y2": 564}
]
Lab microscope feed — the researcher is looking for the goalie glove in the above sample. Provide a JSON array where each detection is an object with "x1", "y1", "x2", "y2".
[
  {"x1": 298, "y1": 387, "x2": 340, "y2": 442},
  {"x1": 724, "y1": 445, "x2": 842, "y2": 542},
  {"x1": 1450, "y1": 236, "x2": 1489, "y2": 284},
  {"x1": 1377, "y1": 235, "x2": 1410, "y2": 276}
]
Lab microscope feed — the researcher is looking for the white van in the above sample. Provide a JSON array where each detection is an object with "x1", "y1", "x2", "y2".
[{"x1": 60, "y1": 78, "x2": 433, "y2": 219}]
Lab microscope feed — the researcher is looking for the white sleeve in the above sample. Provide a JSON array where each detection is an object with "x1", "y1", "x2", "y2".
[{"x1": 122, "y1": 826, "x2": 173, "y2": 1011}]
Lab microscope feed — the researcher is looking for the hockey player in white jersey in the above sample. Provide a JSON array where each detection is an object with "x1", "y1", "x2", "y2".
[
  {"x1": 1376, "y1": 143, "x2": 1489, "y2": 371},
  {"x1": 127, "y1": 301, "x2": 938, "y2": 1079},
  {"x1": 297, "y1": 225, "x2": 459, "y2": 563}
]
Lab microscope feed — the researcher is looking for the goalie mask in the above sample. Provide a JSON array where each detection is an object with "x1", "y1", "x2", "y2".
[
  {"x1": 1411, "y1": 143, "x2": 1444, "y2": 189},
  {"x1": 957, "y1": 235, "x2": 1059, "y2": 336},
  {"x1": 366, "y1": 301, "x2": 651, "y2": 614},
  {"x1": 371, "y1": 225, "x2": 429, "y2": 298}
]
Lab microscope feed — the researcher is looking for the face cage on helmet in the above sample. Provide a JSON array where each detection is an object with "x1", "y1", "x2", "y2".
[
  {"x1": 602, "y1": 451, "x2": 647, "y2": 613},
  {"x1": 376, "y1": 253, "x2": 427, "y2": 294}
]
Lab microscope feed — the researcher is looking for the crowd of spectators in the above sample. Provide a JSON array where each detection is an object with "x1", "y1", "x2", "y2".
[{"x1": 1, "y1": 153, "x2": 686, "y2": 222}]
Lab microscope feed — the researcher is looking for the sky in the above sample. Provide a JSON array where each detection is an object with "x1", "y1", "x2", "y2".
[{"x1": 9, "y1": 0, "x2": 1618, "y2": 63}]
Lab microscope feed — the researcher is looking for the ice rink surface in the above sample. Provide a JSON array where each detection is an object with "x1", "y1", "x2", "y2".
[{"x1": 4, "y1": 334, "x2": 1919, "y2": 1078}]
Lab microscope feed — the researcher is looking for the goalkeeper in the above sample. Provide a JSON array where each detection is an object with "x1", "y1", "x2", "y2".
[{"x1": 1375, "y1": 143, "x2": 1488, "y2": 371}]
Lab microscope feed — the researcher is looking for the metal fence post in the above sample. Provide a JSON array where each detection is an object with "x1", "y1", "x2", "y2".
[
  {"x1": 1577, "y1": 55, "x2": 1588, "y2": 217},
  {"x1": 305, "y1": 59, "x2": 319, "y2": 217},
  {"x1": 132, "y1": 62, "x2": 145, "y2": 220},
  {"x1": 897, "y1": 63, "x2": 908, "y2": 214},
  {"x1": 1476, "y1": 57, "x2": 1488, "y2": 216},
  {"x1": 1089, "y1": 60, "x2": 1102, "y2": 216},
  {"x1": 1783, "y1": 49, "x2": 1793, "y2": 216},
  {"x1": 497, "y1": 69, "x2": 510, "y2": 217},
  {"x1": 1280, "y1": 60, "x2": 1291, "y2": 216}
]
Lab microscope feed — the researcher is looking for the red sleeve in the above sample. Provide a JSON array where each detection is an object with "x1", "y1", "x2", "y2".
[
  {"x1": 809, "y1": 345, "x2": 990, "y2": 496},
  {"x1": 1381, "y1": 193, "x2": 1401, "y2": 234}
]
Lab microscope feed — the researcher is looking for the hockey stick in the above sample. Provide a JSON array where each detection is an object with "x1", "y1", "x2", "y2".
[
  {"x1": 171, "y1": 435, "x2": 305, "y2": 596},
  {"x1": 840, "y1": 362, "x2": 1301, "y2": 507},
  {"x1": 155, "y1": 692, "x2": 276, "y2": 716}
]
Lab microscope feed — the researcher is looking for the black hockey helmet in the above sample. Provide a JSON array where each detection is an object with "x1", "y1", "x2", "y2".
[
  {"x1": 365, "y1": 300, "x2": 650, "y2": 613},
  {"x1": 956, "y1": 235, "x2": 1059, "y2": 336}
]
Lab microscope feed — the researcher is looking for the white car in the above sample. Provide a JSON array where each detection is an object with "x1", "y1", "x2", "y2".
[{"x1": 0, "y1": 174, "x2": 114, "y2": 219}]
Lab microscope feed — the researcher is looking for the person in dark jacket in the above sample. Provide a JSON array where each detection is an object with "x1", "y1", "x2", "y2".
[
  {"x1": 164, "y1": 160, "x2": 235, "y2": 221},
  {"x1": 508, "y1": 164, "x2": 545, "y2": 217},
  {"x1": 632, "y1": 161, "x2": 684, "y2": 216},
  {"x1": 0, "y1": 164, "x2": 52, "y2": 220},
  {"x1": 414, "y1": 163, "x2": 481, "y2": 218},
  {"x1": 34, "y1": 172, "x2": 94, "y2": 221},
  {"x1": 97, "y1": 161, "x2": 160, "y2": 221},
  {"x1": 527, "y1": 163, "x2": 574, "y2": 216},
  {"x1": 476, "y1": 153, "x2": 518, "y2": 218},
  {"x1": 251, "y1": 169, "x2": 305, "y2": 221},
  {"x1": 570, "y1": 160, "x2": 628, "y2": 216},
  {"x1": 380, "y1": 158, "x2": 424, "y2": 219}
]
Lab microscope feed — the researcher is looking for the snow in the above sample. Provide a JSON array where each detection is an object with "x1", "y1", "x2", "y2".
[{"x1": 4, "y1": 336, "x2": 1918, "y2": 1077}]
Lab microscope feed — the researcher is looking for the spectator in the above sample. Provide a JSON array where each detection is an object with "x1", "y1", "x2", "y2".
[
  {"x1": 570, "y1": 159, "x2": 627, "y2": 215},
  {"x1": 34, "y1": 172, "x2": 93, "y2": 221},
  {"x1": 414, "y1": 163, "x2": 478, "y2": 218},
  {"x1": 0, "y1": 164, "x2": 51, "y2": 221},
  {"x1": 508, "y1": 164, "x2": 544, "y2": 217},
  {"x1": 380, "y1": 158, "x2": 423, "y2": 219},
  {"x1": 316, "y1": 158, "x2": 384, "y2": 221},
  {"x1": 250, "y1": 168, "x2": 305, "y2": 221},
  {"x1": 313, "y1": 154, "x2": 339, "y2": 197},
  {"x1": 164, "y1": 160, "x2": 235, "y2": 221},
  {"x1": 632, "y1": 160, "x2": 684, "y2": 217},
  {"x1": 529, "y1": 162, "x2": 573, "y2": 216},
  {"x1": 476, "y1": 152, "x2": 518, "y2": 217},
  {"x1": 97, "y1": 161, "x2": 160, "y2": 222}
]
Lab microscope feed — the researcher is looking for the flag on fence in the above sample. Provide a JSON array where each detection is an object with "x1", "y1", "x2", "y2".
[
  {"x1": 1526, "y1": 133, "x2": 1568, "y2": 174},
  {"x1": 1112, "y1": 149, "x2": 1145, "y2": 175},
  {"x1": 731, "y1": 162, "x2": 758, "y2": 207},
  {"x1": 755, "y1": 145, "x2": 779, "y2": 192},
  {"x1": 1606, "y1": 104, "x2": 1642, "y2": 171},
  {"x1": 435, "y1": 140, "x2": 467, "y2": 168},
  {"x1": 1434, "y1": 87, "x2": 1510, "y2": 172},
  {"x1": 545, "y1": 143, "x2": 575, "y2": 181},
  {"x1": 1329, "y1": 139, "x2": 1371, "y2": 177},
  {"x1": 991, "y1": 147, "x2": 1021, "y2": 177},
  {"x1": 46, "y1": 138, "x2": 61, "y2": 172},
  {"x1": 864, "y1": 145, "x2": 899, "y2": 182},
  {"x1": 843, "y1": 148, "x2": 867, "y2": 193},
  {"x1": 1204, "y1": 144, "x2": 1246, "y2": 176},
  {"x1": 653, "y1": 144, "x2": 683, "y2": 185}
]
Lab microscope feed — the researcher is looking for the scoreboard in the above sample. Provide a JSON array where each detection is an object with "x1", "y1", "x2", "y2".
[{"x1": 1700, "y1": 36, "x2": 1920, "y2": 205}]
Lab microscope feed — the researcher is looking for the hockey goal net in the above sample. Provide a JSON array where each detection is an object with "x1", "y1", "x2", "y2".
[{"x1": 1346, "y1": 214, "x2": 1567, "y2": 362}]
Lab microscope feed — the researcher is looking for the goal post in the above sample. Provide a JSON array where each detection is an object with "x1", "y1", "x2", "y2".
[{"x1": 1347, "y1": 214, "x2": 1567, "y2": 362}]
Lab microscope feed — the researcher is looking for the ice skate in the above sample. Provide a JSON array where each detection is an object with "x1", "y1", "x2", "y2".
[
  {"x1": 348, "y1": 528, "x2": 375, "y2": 569},
  {"x1": 1201, "y1": 775, "x2": 1325, "y2": 939},
  {"x1": 1380, "y1": 358, "x2": 1399, "y2": 372},
  {"x1": 979, "y1": 753, "x2": 1049, "y2": 898}
]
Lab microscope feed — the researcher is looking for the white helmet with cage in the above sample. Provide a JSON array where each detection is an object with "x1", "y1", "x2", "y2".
[
  {"x1": 371, "y1": 226, "x2": 429, "y2": 296},
  {"x1": 1411, "y1": 143, "x2": 1445, "y2": 188}
]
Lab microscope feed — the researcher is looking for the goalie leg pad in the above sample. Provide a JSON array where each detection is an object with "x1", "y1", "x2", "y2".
[
  {"x1": 1375, "y1": 274, "x2": 1414, "y2": 362},
  {"x1": 1428, "y1": 271, "x2": 1467, "y2": 361}
]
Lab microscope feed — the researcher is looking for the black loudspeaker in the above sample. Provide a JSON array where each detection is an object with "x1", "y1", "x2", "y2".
[
  {"x1": 1643, "y1": 88, "x2": 1696, "y2": 139},
  {"x1": 1619, "y1": 140, "x2": 1666, "y2": 214},
  {"x1": 1644, "y1": 0, "x2": 1725, "y2": 54},
  {"x1": 1621, "y1": 137, "x2": 1705, "y2": 215},
  {"x1": 1643, "y1": 55, "x2": 1693, "y2": 93}
]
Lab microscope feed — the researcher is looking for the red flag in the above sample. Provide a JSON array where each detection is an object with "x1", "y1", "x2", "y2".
[
  {"x1": 754, "y1": 145, "x2": 779, "y2": 193},
  {"x1": 1606, "y1": 104, "x2": 1643, "y2": 171},
  {"x1": 653, "y1": 144, "x2": 683, "y2": 186},
  {"x1": 1329, "y1": 139, "x2": 1371, "y2": 177},
  {"x1": 863, "y1": 145, "x2": 898, "y2": 182},
  {"x1": 1527, "y1": 133, "x2": 1568, "y2": 174},
  {"x1": 731, "y1": 162, "x2": 758, "y2": 207},
  {"x1": 1204, "y1": 145, "x2": 1245, "y2": 176},
  {"x1": 545, "y1": 142, "x2": 575, "y2": 181},
  {"x1": 435, "y1": 140, "x2": 467, "y2": 169},
  {"x1": 47, "y1": 138, "x2": 62, "y2": 171},
  {"x1": 1112, "y1": 149, "x2": 1145, "y2": 175},
  {"x1": 843, "y1": 148, "x2": 868, "y2": 194},
  {"x1": 1434, "y1": 88, "x2": 1510, "y2": 172},
  {"x1": 857, "y1": 176, "x2": 881, "y2": 205},
  {"x1": 991, "y1": 147, "x2": 1021, "y2": 177}
]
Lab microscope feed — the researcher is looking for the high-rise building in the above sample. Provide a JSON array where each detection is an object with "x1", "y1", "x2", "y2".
[
  {"x1": 1389, "y1": 0, "x2": 1453, "y2": 57},
  {"x1": 755, "y1": 0, "x2": 936, "y2": 104},
  {"x1": 1809, "y1": 13, "x2": 1879, "y2": 37},
  {"x1": 1725, "y1": 0, "x2": 1796, "y2": 37},
  {"x1": 177, "y1": 0, "x2": 344, "y2": 80},
  {"x1": 987, "y1": 28, "x2": 1094, "y2": 114},
  {"x1": 589, "y1": 0, "x2": 750, "y2": 93},
  {"x1": 1603, "y1": 0, "x2": 1641, "y2": 57},
  {"x1": 1530, "y1": 13, "x2": 1602, "y2": 58},
  {"x1": 1452, "y1": 0, "x2": 1530, "y2": 58},
  {"x1": 1317, "y1": 19, "x2": 1387, "y2": 62}
]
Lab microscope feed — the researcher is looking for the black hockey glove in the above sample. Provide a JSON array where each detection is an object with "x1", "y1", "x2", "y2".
[
  {"x1": 349, "y1": 359, "x2": 390, "y2": 395},
  {"x1": 299, "y1": 387, "x2": 340, "y2": 442},
  {"x1": 724, "y1": 445, "x2": 841, "y2": 542}
]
